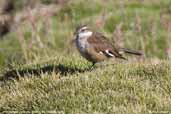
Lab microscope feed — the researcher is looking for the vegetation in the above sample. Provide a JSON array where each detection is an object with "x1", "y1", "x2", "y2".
[{"x1": 0, "y1": 0, "x2": 171, "y2": 113}]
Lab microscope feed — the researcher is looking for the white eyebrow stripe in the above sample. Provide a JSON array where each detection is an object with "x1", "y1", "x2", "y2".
[
  {"x1": 81, "y1": 26, "x2": 88, "y2": 30},
  {"x1": 105, "y1": 50, "x2": 114, "y2": 57},
  {"x1": 78, "y1": 31, "x2": 93, "y2": 38}
]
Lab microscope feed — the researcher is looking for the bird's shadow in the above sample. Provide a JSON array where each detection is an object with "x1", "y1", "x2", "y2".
[{"x1": 0, "y1": 63, "x2": 94, "y2": 81}]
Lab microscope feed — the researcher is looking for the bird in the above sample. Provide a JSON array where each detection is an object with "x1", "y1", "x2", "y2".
[{"x1": 74, "y1": 25, "x2": 142, "y2": 66}]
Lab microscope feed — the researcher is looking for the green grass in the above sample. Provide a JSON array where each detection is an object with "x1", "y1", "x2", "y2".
[
  {"x1": 0, "y1": 0, "x2": 171, "y2": 113},
  {"x1": 1, "y1": 0, "x2": 170, "y2": 66},
  {"x1": 0, "y1": 58, "x2": 171, "y2": 113}
]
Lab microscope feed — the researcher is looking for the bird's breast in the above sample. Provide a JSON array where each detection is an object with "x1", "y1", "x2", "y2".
[{"x1": 76, "y1": 37, "x2": 90, "y2": 56}]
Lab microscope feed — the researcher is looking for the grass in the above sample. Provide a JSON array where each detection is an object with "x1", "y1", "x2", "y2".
[
  {"x1": 0, "y1": 0, "x2": 171, "y2": 113},
  {"x1": 0, "y1": 0, "x2": 170, "y2": 66},
  {"x1": 0, "y1": 58, "x2": 171, "y2": 113}
]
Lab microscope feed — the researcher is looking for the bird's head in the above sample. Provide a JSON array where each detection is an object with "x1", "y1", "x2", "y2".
[{"x1": 74, "y1": 25, "x2": 93, "y2": 39}]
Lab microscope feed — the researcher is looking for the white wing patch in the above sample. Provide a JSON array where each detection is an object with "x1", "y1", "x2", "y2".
[
  {"x1": 105, "y1": 50, "x2": 114, "y2": 57},
  {"x1": 99, "y1": 51, "x2": 103, "y2": 55}
]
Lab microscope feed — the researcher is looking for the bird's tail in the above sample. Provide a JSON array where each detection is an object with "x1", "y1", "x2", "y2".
[{"x1": 119, "y1": 48, "x2": 142, "y2": 56}]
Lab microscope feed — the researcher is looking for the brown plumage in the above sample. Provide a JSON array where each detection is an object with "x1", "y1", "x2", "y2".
[
  {"x1": 75, "y1": 25, "x2": 142, "y2": 65},
  {"x1": 87, "y1": 32, "x2": 126, "y2": 60}
]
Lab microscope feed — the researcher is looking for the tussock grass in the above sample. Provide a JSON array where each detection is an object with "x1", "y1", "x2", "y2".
[{"x1": 1, "y1": 0, "x2": 171, "y2": 66}]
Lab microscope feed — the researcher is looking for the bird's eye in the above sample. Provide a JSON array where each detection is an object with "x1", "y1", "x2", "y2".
[
  {"x1": 83, "y1": 29, "x2": 88, "y2": 32},
  {"x1": 81, "y1": 29, "x2": 85, "y2": 32}
]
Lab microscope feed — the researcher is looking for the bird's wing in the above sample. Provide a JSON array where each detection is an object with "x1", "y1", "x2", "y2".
[{"x1": 87, "y1": 32, "x2": 125, "y2": 59}]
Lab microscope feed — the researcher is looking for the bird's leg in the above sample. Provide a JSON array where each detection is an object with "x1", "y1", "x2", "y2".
[
  {"x1": 92, "y1": 62, "x2": 96, "y2": 67},
  {"x1": 88, "y1": 62, "x2": 96, "y2": 71}
]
